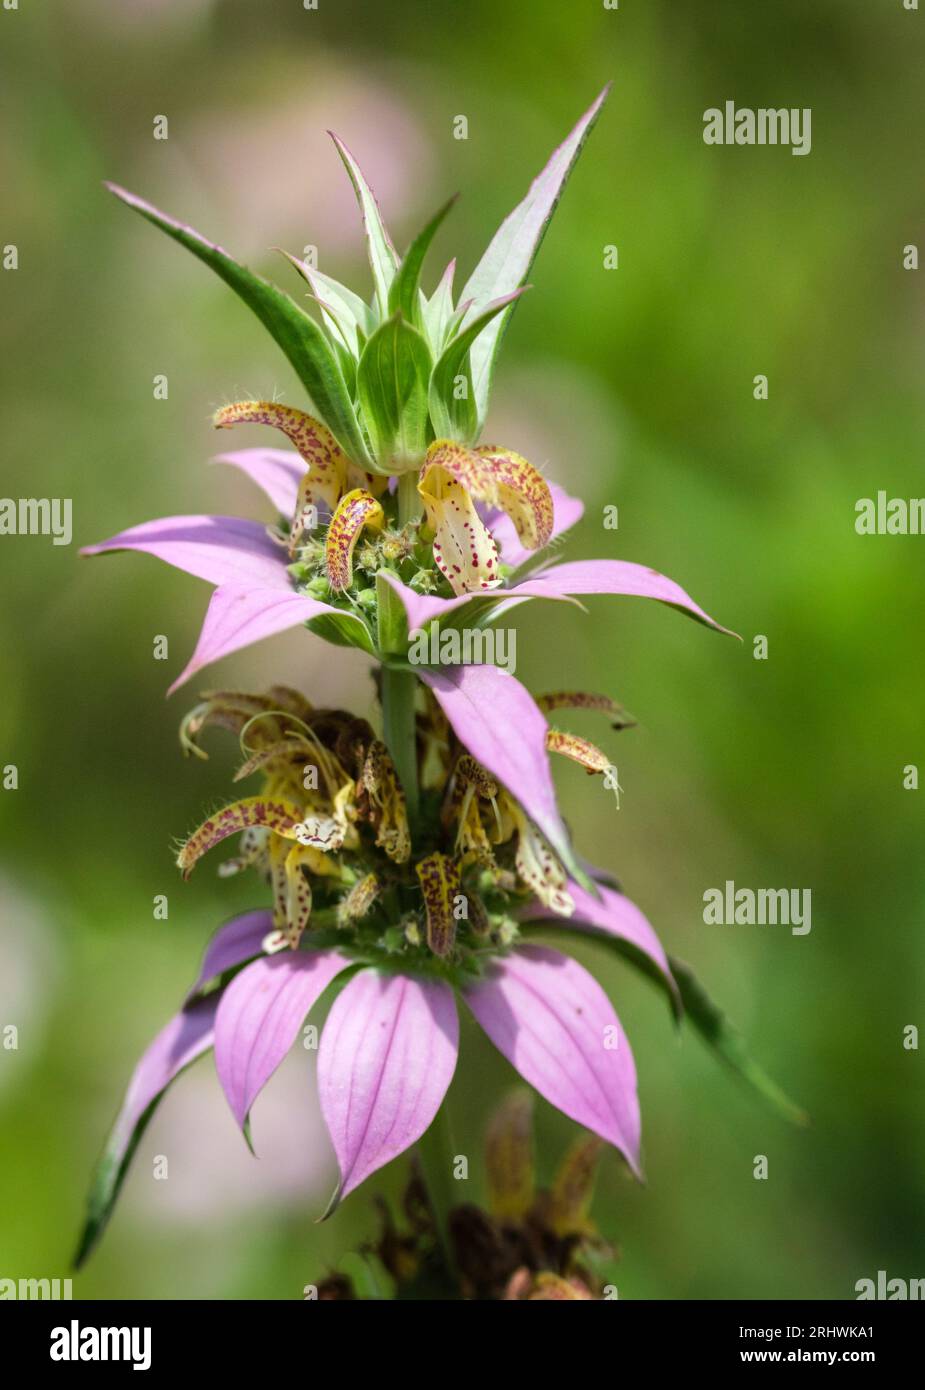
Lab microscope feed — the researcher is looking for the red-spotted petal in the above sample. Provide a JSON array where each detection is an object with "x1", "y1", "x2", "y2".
[
  {"x1": 213, "y1": 401, "x2": 348, "y2": 514},
  {"x1": 324, "y1": 488, "x2": 385, "y2": 590},
  {"x1": 417, "y1": 441, "x2": 502, "y2": 595},
  {"x1": 472, "y1": 443, "x2": 553, "y2": 551},
  {"x1": 176, "y1": 796, "x2": 303, "y2": 877}
]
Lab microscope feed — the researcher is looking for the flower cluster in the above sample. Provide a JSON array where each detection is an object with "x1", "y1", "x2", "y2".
[{"x1": 75, "y1": 88, "x2": 793, "y2": 1277}]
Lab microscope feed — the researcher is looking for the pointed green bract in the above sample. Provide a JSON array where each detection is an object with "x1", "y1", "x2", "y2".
[
  {"x1": 388, "y1": 195, "x2": 458, "y2": 327},
  {"x1": 669, "y1": 956, "x2": 809, "y2": 1126},
  {"x1": 376, "y1": 568, "x2": 410, "y2": 656},
  {"x1": 357, "y1": 314, "x2": 433, "y2": 470},
  {"x1": 106, "y1": 183, "x2": 371, "y2": 467},
  {"x1": 306, "y1": 611, "x2": 377, "y2": 655},
  {"x1": 429, "y1": 288, "x2": 528, "y2": 441},
  {"x1": 329, "y1": 133, "x2": 400, "y2": 320},
  {"x1": 281, "y1": 253, "x2": 376, "y2": 359},
  {"x1": 459, "y1": 85, "x2": 610, "y2": 427},
  {"x1": 73, "y1": 1092, "x2": 160, "y2": 1270},
  {"x1": 421, "y1": 258, "x2": 457, "y2": 354}
]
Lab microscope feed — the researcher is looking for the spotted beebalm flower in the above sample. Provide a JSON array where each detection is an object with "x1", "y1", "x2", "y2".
[
  {"x1": 77, "y1": 88, "x2": 800, "y2": 1277},
  {"x1": 83, "y1": 87, "x2": 732, "y2": 694},
  {"x1": 213, "y1": 400, "x2": 553, "y2": 598},
  {"x1": 82, "y1": 433, "x2": 729, "y2": 695},
  {"x1": 75, "y1": 680, "x2": 678, "y2": 1266}
]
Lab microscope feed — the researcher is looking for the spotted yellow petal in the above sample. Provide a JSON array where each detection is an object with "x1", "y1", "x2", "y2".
[
  {"x1": 337, "y1": 871, "x2": 380, "y2": 926},
  {"x1": 545, "y1": 729, "x2": 612, "y2": 774},
  {"x1": 415, "y1": 851, "x2": 460, "y2": 957},
  {"x1": 444, "y1": 755, "x2": 498, "y2": 864},
  {"x1": 176, "y1": 796, "x2": 304, "y2": 877},
  {"x1": 500, "y1": 794, "x2": 573, "y2": 915},
  {"x1": 268, "y1": 831, "x2": 290, "y2": 935},
  {"x1": 282, "y1": 843, "x2": 315, "y2": 948},
  {"x1": 356, "y1": 740, "x2": 410, "y2": 863},
  {"x1": 472, "y1": 443, "x2": 554, "y2": 551},
  {"x1": 324, "y1": 488, "x2": 385, "y2": 590},
  {"x1": 536, "y1": 690, "x2": 635, "y2": 730},
  {"x1": 417, "y1": 441, "x2": 502, "y2": 595},
  {"x1": 213, "y1": 401, "x2": 348, "y2": 518}
]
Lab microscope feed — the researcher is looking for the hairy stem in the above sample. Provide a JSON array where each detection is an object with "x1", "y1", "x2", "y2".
[{"x1": 397, "y1": 470, "x2": 423, "y2": 527}]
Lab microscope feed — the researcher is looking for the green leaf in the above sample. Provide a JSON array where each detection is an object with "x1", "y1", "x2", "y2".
[
  {"x1": 388, "y1": 196, "x2": 458, "y2": 326},
  {"x1": 429, "y1": 288, "x2": 527, "y2": 441},
  {"x1": 668, "y1": 955, "x2": 809, "y2": 1126},
  {"x1": 357, "y1": 313, "x2": 433, "y2": 469},
  {"x1": 376, "y1": 568, "x2": 410, "y2": 656},
  {"x1": 459, "y1": 86, "x2": 610, "y2": 427},
  {"x1": 421, "y1": 258, "x2": 457, "y2": 354},
  {"x1": 281, "y1": 252, "x2": 376, "y2": 358},
  {"x1": 329, "y1": 133, "x2": 400, "y2": 319},
  {"x1": 106, "y1": 183, "x2": 371, "y2": 467},
  {"x1": 306, "y1": 611, "x2": 376, "y2": 655},
  {"x1": 73, "y1": 1092, "x2": 159, "y2": 1270}
]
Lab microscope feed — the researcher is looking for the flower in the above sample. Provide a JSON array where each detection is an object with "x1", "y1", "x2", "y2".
[
  {"x1": 83, "y1": 85, "x2": 733, "y2": 693},
  {"x1": 74, "y1": 679, "x2": 679, "y2": 1265},
  {"x1": 76, "y1": 85, "x2": 800, "y2": 1281},
  {"x1": 214, "y1": 400, "x2": 554, "y2": 598},
  {"x1": 81, "y1": 428, "x2": 731, "y2": 695}
]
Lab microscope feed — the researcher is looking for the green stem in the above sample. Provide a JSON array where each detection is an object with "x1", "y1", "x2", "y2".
[
  {"x1": 397, "y1": 470, "x2": 423, "y2": 527},
  {"x1": 417, "y1": 1105, "x2": 457, "y2": 1278},
  {"x1": 380, "y1": 664, "x2": 420, "y2": 828}
]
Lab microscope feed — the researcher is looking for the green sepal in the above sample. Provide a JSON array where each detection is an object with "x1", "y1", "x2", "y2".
[
  {"x1": 357, "y1": 313, "x2": 433, "y2": 471},
  {"x1": 329, "y1": 132, "x2": 400, "y2": 320},
  {"x1": 429, "y1": 288, "x2": 528, "y2": 442},
  {"x1": 459, "y1": 85, "x2": 610, "y2": 427},
  {"x1": 281, "y1": 252, "x2": 376, "y2": 358},
  {"x1": 376, "y1": 568, "x2": 410, "y2": 656},
  {"x1": 73, "y1": 1092, "x2": 159, "y2": 1270},
  {"x1": 105, "y1": 183, "x2": 372, "y2": 468},
  {"x1": 306, "y1": 611, "x2": 376, "y2": 655},
  {"x1": 388, "y1": 195, "x2": 458, "y2": 327},
  {"x1": 421, "y1": 259, "x2": 457, "y2": 355}
]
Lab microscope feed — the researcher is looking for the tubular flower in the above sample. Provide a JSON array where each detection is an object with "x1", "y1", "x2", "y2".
[
  {"x1": 76, "y1": 84, "x2": 800, "y2": 1286},
  {"x1": 75, "y1": 680, "x2": 681, "y2": 1263},
  {"x1": 215, "y1": 406, "x2": 552, "y2": 597},
  {"x1": 82, "y1": 89, "x2": 732, "y2": 692}
]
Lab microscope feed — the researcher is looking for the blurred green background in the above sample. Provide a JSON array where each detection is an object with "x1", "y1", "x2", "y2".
[{"x1": 1, "y1": 0, "x2": 923, "y2": 1300}]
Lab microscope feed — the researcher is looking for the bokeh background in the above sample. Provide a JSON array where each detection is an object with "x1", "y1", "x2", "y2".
[{"x1": 1, "y1": 0, "x2": 923, "y2": 1299}]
